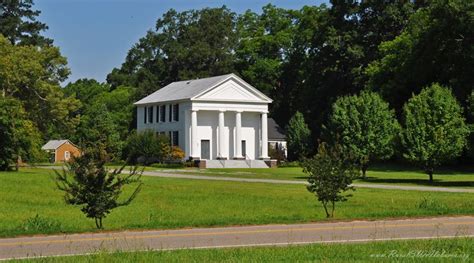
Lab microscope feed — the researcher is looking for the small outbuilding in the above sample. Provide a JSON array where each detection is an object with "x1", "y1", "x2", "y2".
[
  {"x1": 41, "y1": 140, "x2": 81, "y2": 163},
  {"x1": 267, "y1": 118, "x2": 287, "y2": 159}
]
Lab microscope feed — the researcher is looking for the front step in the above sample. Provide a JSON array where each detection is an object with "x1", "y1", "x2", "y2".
[{"x1": 205, "y1": 160, "x2": 269, "y2": 168}]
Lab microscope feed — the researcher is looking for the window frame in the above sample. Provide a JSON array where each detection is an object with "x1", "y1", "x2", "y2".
[{"x1": 173, "y1": 104, "x2": 179, "y2": 122}]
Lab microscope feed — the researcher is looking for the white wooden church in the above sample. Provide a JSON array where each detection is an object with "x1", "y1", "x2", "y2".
[{"x1": 134, "y1": 73, "x2": 280, "y2": 168}]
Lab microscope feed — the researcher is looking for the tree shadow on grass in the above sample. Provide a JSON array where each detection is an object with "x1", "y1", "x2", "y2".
[
  {"x1": 369, "y1": 163, "x2": 474, "y2": 175},
  {"x1": 357, "y1": 177, "x2": 474, "y2": 187}
]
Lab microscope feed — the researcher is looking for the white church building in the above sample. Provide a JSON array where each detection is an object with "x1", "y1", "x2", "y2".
[{"x1": 134, "y1": 73, "x2": 278, "y2": 168}]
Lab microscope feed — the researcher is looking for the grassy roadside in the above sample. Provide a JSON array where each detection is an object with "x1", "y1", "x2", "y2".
[
  {"x1": 13, "y1": 237, "x2": 473, "y2": 262},
  {"x1": 1, "y1": 168, "x2": 473, "y2": 238}
]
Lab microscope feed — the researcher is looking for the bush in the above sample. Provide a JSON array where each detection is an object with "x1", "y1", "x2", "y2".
[
  {"x1": 124, "y1": 130, "x2": 170, "y2": 165},
  {"x1": 170, "y1": 146, "x2": 185, "y2": 161}
]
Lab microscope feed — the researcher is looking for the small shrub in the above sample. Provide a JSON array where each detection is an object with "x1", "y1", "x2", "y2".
[
  {"x1": 21, "y1": 214, "x2": 62, "y2": 233},
  {"x1": 55, "y1": 148, "x2": 143, "y2": 229},
  {"x1": 170, "y1": 146, "x2": 185, "y2": 161},
  {"x1": 303, "y1": 142, "x2": 359, "y2": 218}
]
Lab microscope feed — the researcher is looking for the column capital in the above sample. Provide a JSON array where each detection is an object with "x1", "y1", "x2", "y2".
[
  {"x1": 191, "y1": 109, "x2": 199, "y2": 112},
  {"x1": 218, "y1": 109, "x2": 226, "y2": 113},
  {"x1": 260, "y1": 111, "x2": 269, "y2": 114},
  {"x1": 235, "y1": 110, "x2": 243, "y2": 113}
]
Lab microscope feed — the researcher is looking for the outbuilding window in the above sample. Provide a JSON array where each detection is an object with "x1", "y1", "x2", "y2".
[{"x1": 64, "y1": 151, "x2": 70, "y2": 161}]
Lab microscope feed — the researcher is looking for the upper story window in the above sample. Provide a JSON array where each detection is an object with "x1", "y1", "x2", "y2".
[
  {"x1": 160, "y1": 105, "x2": 166, "y2": 122},
  {"x1": 148, "y1": 106, "x2": 153, "y2": 123},
  {"x1": 144, "y1": 107, "x2": 147, "y2": 124},
  {"x1": 173, "y1": 104, "x2": 179, "y2": 121},
  {"x1": 169, "y1": 104, "x2": 172, "y2": 122}
]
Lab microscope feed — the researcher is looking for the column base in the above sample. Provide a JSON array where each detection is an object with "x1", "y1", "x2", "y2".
[
  {"x1": 216, "y1": 157, "x2": 228, "y2": 160},
  {"x1": 259, "y1": 156, "x2": 270, "y2": 160},
  {"x1": 188, "y1": 156, "x2": 200, "y2": 161},
  {"x1": 233, "y1": 157, "x2": 245, "y2": 160}
]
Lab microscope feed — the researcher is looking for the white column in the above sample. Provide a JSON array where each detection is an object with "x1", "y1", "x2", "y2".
[
  {"x1": 235, "y1": 111, "x2": 242, "y2": 159},
  {"x1": 191, "y1": 110, "x2": 199, "y2": 158},
  {"x1": 218, "y1": 110, "x2": 226, "y2": 159},
  {"x1": 260, "y1": 112, "x2": 269, "y2": 159}
]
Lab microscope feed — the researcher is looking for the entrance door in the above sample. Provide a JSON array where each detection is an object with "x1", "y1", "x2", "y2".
[
  {"x1": 241, "y1": 140, "x2": 246, "y2": 158},
  {"x1": 201, "y1": 140, "x2": 210, "y2": 160}
]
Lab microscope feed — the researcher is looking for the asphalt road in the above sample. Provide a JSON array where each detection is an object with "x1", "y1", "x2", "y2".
[{"x1": 1, "y1": 216, "x2": 473, "y2": 260}]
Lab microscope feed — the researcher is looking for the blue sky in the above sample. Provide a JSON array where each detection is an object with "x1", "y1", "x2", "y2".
[{"x1": 36, "y1": 0, "x2": 326, "y2": 84}]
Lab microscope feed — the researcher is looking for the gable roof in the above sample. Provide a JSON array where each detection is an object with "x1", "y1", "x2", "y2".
[
  {"x1": 41, "y1": 140, "x2": 73, "y2": 150},
  {"x1": 268, "y1": 118, "x2": 286, "y2": 141},
  {"x1": 134, "y1": 73, "x2": 272, "y2": 105}
]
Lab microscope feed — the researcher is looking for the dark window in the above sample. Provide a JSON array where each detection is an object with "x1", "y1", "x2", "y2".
[
  {"x1": 169, "y1": 104, "x2": 172, "y2": 122},
  {"x1": 156, "y1": 106, "x2": 160, "y2": 123},
  {"x1": 148, "y1": 106, "x2": 153, "y2": 123},
  {"x1": 172, "y1": 131, "x2": 179, "y2": 146},
  {"x1": 173, "y1": 104, "x2": 179, "y2": 121},
  {"x1": 168, "y1": 131, "x2": 172, "y2": 145},
  {"x1": 160, "y1": 105, "x2": 166, "y2": 122},
  {"x1": 144, "y1": 107, "x2": 147, "y2": 124}
]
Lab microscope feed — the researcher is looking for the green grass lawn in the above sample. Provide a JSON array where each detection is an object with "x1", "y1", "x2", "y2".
[
  {"x1": 14, "y1": 238, "x2": 474, "y2": 262},
  {"x1": 158, "y1": 164, "x2": 474, "y2": 188},
  {"x1": 1, "y1": 168, "x2": 473, "y2": 238}
]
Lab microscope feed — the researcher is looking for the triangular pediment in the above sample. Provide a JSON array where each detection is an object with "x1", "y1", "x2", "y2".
[{"x1": 192, "y1": 75, "x2": 272, "y2": 103}]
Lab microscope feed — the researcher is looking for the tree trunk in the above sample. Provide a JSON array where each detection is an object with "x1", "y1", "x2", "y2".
[
  {"x1": 95, "y1": 217, "x2": 103, "y2": 229},
  {"x1": 361, "y1": 163, "x2": 368, "y2": 178},
  {"x1": 426, "y1": 167, "x2": 434, "y2": 182},
  {"x1": 322, "y1": 203, "x2": 330, "y2": 218}
]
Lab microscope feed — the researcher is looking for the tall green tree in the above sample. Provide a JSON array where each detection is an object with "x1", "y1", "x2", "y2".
[
  {"x1": 367, "y1": 0, "x2": 474, "y2": 114},
  {"x1": 107, "y1": 6, "x2": 238, "y2": 100},
  {"x1": 0, "y1": 0, "x2": 52, "y2": 46},
  {"x1": 235, "y1": 4, "x2": 297, "y2": 96},
  {"x1": 286, "y1": 111, "x2": 312, "y2": 161},
  {"x1": 0, "y1": 97, "x2": 42, "y2": 170},
  {"x1": 0, "y1": 35, "x2": 80, "y2": 139},
  {"x1": 325, "y1": 91, "x2": 400, "y2": 177},
  {"x1": 401, "y1": 84, "x2": 469, "y2": 182}
]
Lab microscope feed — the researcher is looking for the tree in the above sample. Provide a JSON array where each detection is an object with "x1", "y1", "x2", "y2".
[
  {"x1": 303, "y1": 142, "x2": 359, "y2": 218},
  {"x1": 64, "y1": 79, "x2": 134, "y2": 158},
  {"x1": 0, "y1": 35, "x2": 79, "y2": 139},
  {"x1": 325, "y1": 91, "x2": 400, "y2": 177},
  {"x1": 124, "y1": 130, "x2": 170, "y2": 165},
  {"x1": 55, "y1": 149, "x2": 142, "y2": 229},
  {"x1": 0, "y1": 0, "x2": 52, "y2": 46},
  {"x1": 286, "y1": 111, "x2": 312, "y2": 161},
  {"x1": 107, "y1": 7, "x2": 238, "y2": 100},
  {"x1": 367, "y1": 0, "x2": 474, "y2": 115},
  {"x1": 401, "y1": 84, "x2": 469, "y2": 182},
  {"x1": 0, "y1": 97, "x2": 42, "y2": 170},
  {"x1": 75, "y1": 103, "x2": 122, "y2": 161}
]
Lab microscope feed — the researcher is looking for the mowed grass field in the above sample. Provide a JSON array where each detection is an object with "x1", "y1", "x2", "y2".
[
  {"x1": 0, "y1": 168, "x2": 473, "y2": 238},
  {"x1": 14, "y1": 238, "x2": 474, "y2": 262},
  {"x1": 162, "y1": 164, "x2": 474, "y2": 187}
]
